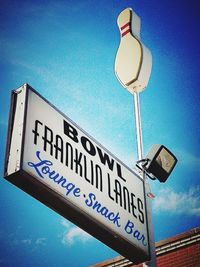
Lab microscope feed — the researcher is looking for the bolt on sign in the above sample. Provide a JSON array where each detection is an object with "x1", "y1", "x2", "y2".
[{"x1": 4, "y1": 84, "x2": 150, "y2": 264}]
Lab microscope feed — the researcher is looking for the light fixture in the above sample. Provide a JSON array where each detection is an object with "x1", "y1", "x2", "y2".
[{"x1": 137, "y1": 144, "x2": 178, "y2": 182}]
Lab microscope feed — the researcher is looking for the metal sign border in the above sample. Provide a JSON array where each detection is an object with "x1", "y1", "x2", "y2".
[{"x1": 4, "y1": 84, "x2": 150, "y2": 264}]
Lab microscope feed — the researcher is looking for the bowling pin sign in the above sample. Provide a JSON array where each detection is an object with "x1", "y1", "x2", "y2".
[{"x1": 115, "y1": 8, "x2": 152, "y2": 94}]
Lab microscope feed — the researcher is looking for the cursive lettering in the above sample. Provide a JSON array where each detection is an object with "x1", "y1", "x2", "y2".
[
  {"x1": 28, "y1": 151, "x2": 81, "y2": 197},
  {"x1": 85, "y1": 193, "x2": 121, "y2": 227},
  {"x1": 124, "y1": 219, "x2": 147, "y2": 246}
]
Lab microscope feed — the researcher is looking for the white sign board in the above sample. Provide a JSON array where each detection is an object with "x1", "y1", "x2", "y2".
[{"x1": 4, "y1": 84, "x2": 150, "y2": 264}]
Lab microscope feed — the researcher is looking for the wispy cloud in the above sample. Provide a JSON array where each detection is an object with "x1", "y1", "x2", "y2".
[
  {"x1": 175, "y1": 149, "x2": 200, "y2": 168},
  {"x1": 35, "y1": 237, "x2": 47, "y2": 246},
  {"x1": 153, "y1": 186, "x2": 200, "y2": 216},
  {"x1": 6, "y1": 231, "x2": 47, "y2": 248},
  {"x1": 22, "y1": 239, "x2": 32, "y2": 245},
  {"x1": 20, "y1": 237, "x2": 47, "y2": 247},
  {"x1": 61, "y1": 220, "x2": 93, "y2": 246},
  {"x1": 10, "y1": 59, "x2": 53, "y2": 84}
]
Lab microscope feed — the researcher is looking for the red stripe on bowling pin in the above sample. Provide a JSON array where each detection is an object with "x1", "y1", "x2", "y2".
[{"x1": 120, "y1": 22, "x2": 130, "y2": 37}]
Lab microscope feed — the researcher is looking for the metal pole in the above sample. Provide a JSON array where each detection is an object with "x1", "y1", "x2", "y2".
[
  {"x1": 133, "y1": 92, "x2": 156, "y2": 267},
  {"x1": 144, "y1": 183, "x2": 157, "y2": 267},
  {"x1": 133, "y1": 92, "x2": 143, "y2": 161}
]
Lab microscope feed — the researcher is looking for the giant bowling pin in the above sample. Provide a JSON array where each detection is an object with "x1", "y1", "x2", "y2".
[{"x1": 115, "y1": 8, "x2": 152, "y2": 93}]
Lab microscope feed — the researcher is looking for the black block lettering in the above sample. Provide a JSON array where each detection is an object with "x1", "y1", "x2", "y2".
[
  {"x1": 63, "y1": 120, "x2": 78, "y2": 143},
  {"x1": 42, "y1": 126, "x2": 53, "y2": 155},
  {"x1": 81, "y1": 136, "x2": 96, "y2": 156},
  {"x1": 32, "y1": 120, "x2": 43, "y2": 145}
]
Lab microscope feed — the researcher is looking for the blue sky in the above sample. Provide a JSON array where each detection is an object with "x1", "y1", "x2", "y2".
[{"x1": 0, "y1": 0, "x2": 200, "y2": 266}]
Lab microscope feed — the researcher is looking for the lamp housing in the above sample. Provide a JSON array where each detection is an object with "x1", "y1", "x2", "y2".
[{"x1": 143, "y1": 144, "x2": 177, "y2": 183}]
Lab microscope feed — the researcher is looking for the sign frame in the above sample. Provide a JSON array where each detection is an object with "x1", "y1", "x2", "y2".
[{"x1": 4, "y1": 84, "x2": 150, "y2": 264}]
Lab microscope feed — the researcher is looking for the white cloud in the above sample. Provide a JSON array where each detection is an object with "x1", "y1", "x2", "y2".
[
  {"x1": 153, "y1": 186, "x2": 200, "y2": 216},
  {"x1": 60, "y1": 220, "x2": 71, "y2": 228},
  {"x1": 175, "y1": 149, "x2": 200, "y2": 167},
  {"x1": 21, "y1": 239, "x2": 32, "y2": 245},
  {"x1": 10, "y1": 59, "x2": 52, "y2": 84},
  {"x1": 35, "y1": 237, "x2": 47, "y2": 246},
  {"x1": 14, "y1": 237, "x2": 47, "y2": 247},
  {"x1": 61, "y1": 220, "x2": 93, "y2": 246}
]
